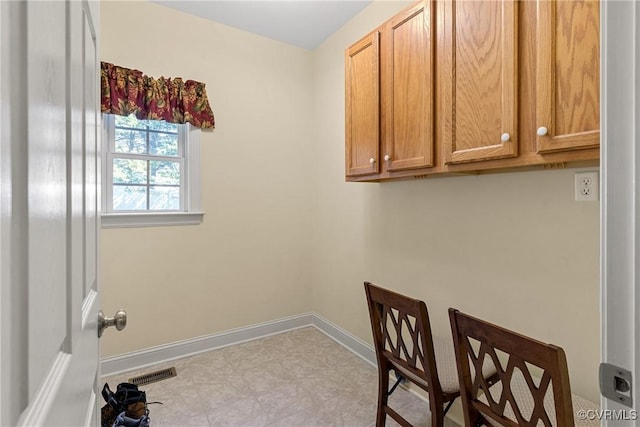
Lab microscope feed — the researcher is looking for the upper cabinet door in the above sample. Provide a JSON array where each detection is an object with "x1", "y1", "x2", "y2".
[
  {"x1": 441, "y1": 0, "x2": 518, "y2": 164},
  {"x1": 345, "y1": 31, "x2": 380, "y2": 177},
  {"x1": 383, "y1": 0, "x2": 435, "y2": 172},
  {"x1": 536, "y1": 0, "x2": 599, "y2": 153}
]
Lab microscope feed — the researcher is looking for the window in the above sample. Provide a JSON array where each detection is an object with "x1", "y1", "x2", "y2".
[{"x1": 102, "y1": 114, "x2": 203, "y2": 228}]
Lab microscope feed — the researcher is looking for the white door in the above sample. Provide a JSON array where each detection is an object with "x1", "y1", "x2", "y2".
[
  {"x1": 0, "y1": 0, "x2": 106, "y2": 425},
  {"x1": 601, "y1": 1, "x2": 639, "y2": 425}
]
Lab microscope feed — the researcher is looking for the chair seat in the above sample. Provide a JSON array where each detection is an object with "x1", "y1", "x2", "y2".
[
  {"x1": 392, "y1": 336, "x2": 497, "y2": 394},
  {"x1": 479, "y1": 369, "x2": 599, "y2": 426}
]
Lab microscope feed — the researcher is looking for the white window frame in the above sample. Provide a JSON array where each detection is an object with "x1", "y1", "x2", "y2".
[{"x1": 101, "y1": 114, "x2": 204, "y2": 228}]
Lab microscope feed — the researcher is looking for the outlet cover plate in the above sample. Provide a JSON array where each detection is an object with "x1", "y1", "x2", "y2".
[{"x1": 575, "y1": 171, "x2": 599, "y2": 201}]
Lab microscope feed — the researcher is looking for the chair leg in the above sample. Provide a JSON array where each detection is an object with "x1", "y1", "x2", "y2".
[
  {"x1": 429, "y1": 396, "x2": 445, "y2": 427},
  {"x1": 376, "y1": 367, "x2": 390, "y2": 427},
  {"x1": 430, "y1": 408, "x2": 444, "y2": 427}
]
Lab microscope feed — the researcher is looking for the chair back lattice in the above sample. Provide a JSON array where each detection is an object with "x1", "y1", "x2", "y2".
[
  {"x1": 365, "y1": 282, "x2": 441, "y2": 394},
  {"x1": 449, "y1": 309, "x2": 575, "y2": 427}
]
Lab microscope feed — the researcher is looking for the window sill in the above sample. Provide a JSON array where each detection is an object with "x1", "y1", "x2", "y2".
[{"x1": 101, "y1": 212, "x2": 204, "y2": 229}]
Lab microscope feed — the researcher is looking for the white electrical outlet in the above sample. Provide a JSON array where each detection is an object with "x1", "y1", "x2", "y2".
[{"x1": 575, "y1": 171, "x2": 599, "y2": 201}]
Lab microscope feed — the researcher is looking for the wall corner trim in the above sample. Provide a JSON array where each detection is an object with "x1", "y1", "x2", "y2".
[
  {"x1": 100, "y1": 312, "x2": 375, "y2": 377},
  {"x1": 311, "y1": 313, "x2": 376, "y2": 366}
]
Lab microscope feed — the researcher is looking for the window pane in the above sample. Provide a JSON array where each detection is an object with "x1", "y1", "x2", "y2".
[
  {"x1": 113, "y1": 158, "x2": 147, "y2": 184},
  {"x1": 150, "y1": 186, "x2": 180, "y2": 210},
  {"x1": 113, "y1": 185, "x2": 147, "y2": 211},
  {"x1": 149, "y1": 132, "x2": 178, "y2": 156},
  {"x1": 147, "y1": 120, "x2": 178, "y2": 133},
  {"x1": 114, "y1": 114, "x2": 146, "y2": 130},
  {"x1": 150, "y1": 160, "x2": 180, "y2": 185},
  {"x1": 115, "y1": 128, "x2": 147, "y2": 154}
]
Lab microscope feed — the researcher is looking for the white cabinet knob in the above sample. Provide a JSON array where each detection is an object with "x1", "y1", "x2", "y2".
[
  {"x1": 369, "y1": 158, "x2": 375, "y2": 164},
  {"x1": 501, "y1": 133, "x2": 511, "y2": 142},
  {"x1": 384, "y1": 154, "x2": 390, "y2": 161},
  {"x1": 537, "y1": 126, "x2": 548, "y2": 136}
]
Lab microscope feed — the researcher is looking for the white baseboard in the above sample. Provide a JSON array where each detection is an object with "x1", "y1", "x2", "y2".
[
  {"x1": 101, "y1": 313, "x2": 315, "y2": 377},
  {"x1": 100, "y1": 312, "x2": 379, "y2": 377},
  {"x1": 311, "y1": 313, "x2": 376, "y2": 366}
]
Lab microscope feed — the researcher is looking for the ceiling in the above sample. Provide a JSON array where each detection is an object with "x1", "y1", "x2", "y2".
[{"x1": 152, "y1": 1, "x2": 372, "y2": 50}]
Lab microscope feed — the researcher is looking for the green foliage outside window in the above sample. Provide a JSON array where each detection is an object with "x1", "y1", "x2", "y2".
[{"x1": 112, "y1": 114, "x2": 182, "y2": 211}]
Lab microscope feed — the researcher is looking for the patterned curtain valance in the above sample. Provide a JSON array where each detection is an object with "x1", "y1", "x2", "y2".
[{"x1": 100, "y1": 62, "x2": 215, "y2": 129}]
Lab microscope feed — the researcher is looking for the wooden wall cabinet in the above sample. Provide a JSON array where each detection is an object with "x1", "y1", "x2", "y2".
[
  {"x1": 535, "y1": 0, "x2": 600, "y2": 153},
  {"x1": 382, "y1": 1, "x2": 435, "y2": 172},
  {"x1": 345, "y1": 0, "x2": 600, "y2": 182},
  {"x1": 440, "y1": 0, "x2": 518, "y2": 165},
  {"x1": 345, "y1": 32, "x2": 380, "y2": 177},
  {"x1": 345, "y1": 0, "x2": 435, "y2": 178}
]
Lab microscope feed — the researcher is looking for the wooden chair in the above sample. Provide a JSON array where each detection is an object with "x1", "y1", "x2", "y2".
[
  {"x1": 449, "y1": 308, "x2": 599, "y2": 427},
  {"x1": 364, "y1": 282, "x2": 469, "y2": 427}
]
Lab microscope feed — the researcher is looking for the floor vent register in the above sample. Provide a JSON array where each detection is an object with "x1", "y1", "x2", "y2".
[{"x1": 129, "y1": 367, "x2": 177, "y2": 386}]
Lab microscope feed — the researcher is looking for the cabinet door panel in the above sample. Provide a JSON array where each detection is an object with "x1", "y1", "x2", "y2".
[
  {"x1": 384, "y1": 1, "x2": 434, "y2": 171},
  {"x1": 442, "y1": 0, "x2": 518, "y2": 164},
  {"x1": 536, "y1": 0, "x2": 599, "y2": 153},
  {"x1": 346, "y1": 32, "x2": 380, "y2": 177}
]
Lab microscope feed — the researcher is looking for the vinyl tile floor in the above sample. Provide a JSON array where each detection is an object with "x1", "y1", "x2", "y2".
[{"x1": 102, "y1": 327, "x2": 460, "y2": 427}]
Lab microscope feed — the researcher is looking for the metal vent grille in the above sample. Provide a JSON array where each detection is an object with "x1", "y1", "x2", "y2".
[{"x1": 129, "y1": 367, "x2": 177, "y2": 386}]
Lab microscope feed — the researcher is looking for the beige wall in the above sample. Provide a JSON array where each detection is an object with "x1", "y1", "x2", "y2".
[
  {"x1": 310, "y1": 1, "x2": 600, "y2": 404},
  {"x1": 101, "y1": 0, "x2": 600, "y2": 407},
  {"x1": 100, "y1": 1, "x2": 314, "y2": 356}
]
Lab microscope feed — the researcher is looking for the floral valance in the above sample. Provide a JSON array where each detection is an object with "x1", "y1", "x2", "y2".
[{"x1": 100, "y1": 62, "x2": 215, "y2": 129}]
